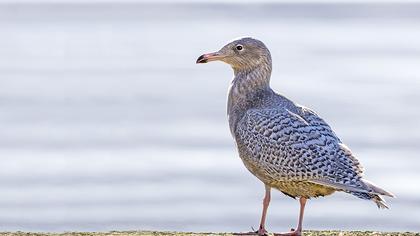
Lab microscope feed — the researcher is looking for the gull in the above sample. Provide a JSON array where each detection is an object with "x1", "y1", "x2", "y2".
[{"x1": 196, "y1": 37, "x2": 394, "y2": 236}]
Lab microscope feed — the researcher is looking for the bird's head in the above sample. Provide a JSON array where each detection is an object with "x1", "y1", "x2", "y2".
[{"x1": 196, "y1": 37, "x2": 272, "y2": 72}]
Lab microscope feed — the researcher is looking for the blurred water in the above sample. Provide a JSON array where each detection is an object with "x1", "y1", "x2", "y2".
[{"x1": 0, "y1": 2, "x2": 420, "y2": 233}]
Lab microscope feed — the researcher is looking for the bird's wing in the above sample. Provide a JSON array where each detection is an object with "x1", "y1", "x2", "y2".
[
  {"x1": 236, "y1": 107, "x2": 366, "y2": 192},
  {"x1": 294, "y1": 104, "x2": 367, "y2": 175}
]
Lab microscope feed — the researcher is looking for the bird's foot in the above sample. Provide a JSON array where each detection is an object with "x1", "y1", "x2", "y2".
[
  {"x1": 273, "y1": 228, "x2": 302, "y2": 236},
  {"x1": 233, "y1": 232, "x2": 257, "y2": 236},
  {"x1": 233, "y1": 226, "x2": 268, "y2": 236},
  {"x1": 256, "y1": 227, "x2": 269, "y2": 236}
]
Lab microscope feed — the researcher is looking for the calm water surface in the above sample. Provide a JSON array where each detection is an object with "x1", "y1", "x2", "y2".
[{"x1": 0, "y1": 2, "x2": 419, "y2": 233}]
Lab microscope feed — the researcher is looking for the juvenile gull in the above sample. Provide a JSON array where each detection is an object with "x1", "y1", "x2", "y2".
[{"x1": 196, "y1": 37, "x2": 394, "y2": 236}]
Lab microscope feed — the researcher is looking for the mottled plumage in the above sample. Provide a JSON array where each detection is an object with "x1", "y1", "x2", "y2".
[
  {"x1": 197, "y1": 37, "x2": 393, "y2": 235},
  {"x1": 236, "y1": 104, "x2": 389, "y2": 207}
]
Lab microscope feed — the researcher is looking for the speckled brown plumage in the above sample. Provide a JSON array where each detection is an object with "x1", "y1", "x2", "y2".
[{"x1": 197, "y1": 37, "x2": 394, "y2": 235}]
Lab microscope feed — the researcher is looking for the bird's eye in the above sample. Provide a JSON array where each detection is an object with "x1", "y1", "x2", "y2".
[{"x1": 236, "y1": 44, "x2": 243, "y2": 51}]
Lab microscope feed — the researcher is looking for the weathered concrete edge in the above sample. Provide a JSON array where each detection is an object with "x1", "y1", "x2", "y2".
[{"x1": 0, "y1": 231, "x2": 419, "y2": 236}]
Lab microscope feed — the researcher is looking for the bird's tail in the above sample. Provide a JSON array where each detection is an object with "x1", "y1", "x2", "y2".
[
  {"x1": 349, "y1": 191, "x2": 389, "y2": 209},
  {"x1": 310, "y1": 178, "x2": 394, "y2": 208},
  {"x1": 361, "y1": 179, "x2": 395, "y2": 197},
  {"x1": 350, "y1": 179, "x2": 395, "y2": 209}
]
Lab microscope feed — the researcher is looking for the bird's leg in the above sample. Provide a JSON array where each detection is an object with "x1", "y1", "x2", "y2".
[
  {"x1": 274, "y1": 197, "x2": 307, "y2": 236},
  {"x1": 234, "y1": 185, "x2": 271, "y2": 236},
  {"x1": 257, "y1": 185, "x2": 271, "y2": 235}
]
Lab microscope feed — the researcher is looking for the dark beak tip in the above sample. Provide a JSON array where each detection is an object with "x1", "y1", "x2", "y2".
[{"x1": 196, "y1": 55, "x2": 207, "y2": 64}]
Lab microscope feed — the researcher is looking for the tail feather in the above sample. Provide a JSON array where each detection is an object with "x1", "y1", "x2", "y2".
[
  {"x1": 361, "y1": 179, "x2": 395, "y2": 198},
  {"x1": 351, "y1": 179, "x2": 394, "y2": 209},
  {"x1": 350, "y1": 191, "x2": 389, "y2": 209},
  {"x1": 373, "y1": 195, "x2": 389, "y2": 209},
  {"x1": 310, "y1": 178, "x2": 395, "y2": 197},
  {"x1": 310, "y1": 178, "x2": 394, "y2": 208}
]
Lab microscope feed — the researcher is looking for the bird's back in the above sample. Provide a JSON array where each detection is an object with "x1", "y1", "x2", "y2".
[{"x1": 231, "y1": 90, "x2": 392, "y2": 207}]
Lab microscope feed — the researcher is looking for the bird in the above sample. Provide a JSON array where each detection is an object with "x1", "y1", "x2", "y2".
[{"x1": 196, "y1": 37, "x2": 394, "y2": 236}]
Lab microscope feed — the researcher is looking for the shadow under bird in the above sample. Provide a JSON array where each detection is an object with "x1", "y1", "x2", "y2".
[{"x1": 196, "y1": 37, "x2": 394, "y2": 236}]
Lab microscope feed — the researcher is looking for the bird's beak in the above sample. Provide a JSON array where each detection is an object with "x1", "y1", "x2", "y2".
[{"x1": 196, "y1": 52, "x2": 223, "y2": 64}]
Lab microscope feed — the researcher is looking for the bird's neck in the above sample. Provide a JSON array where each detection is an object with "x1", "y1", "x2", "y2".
[
  {"x1": 227, "y1": 61, "x2": 272, "y2": 136},
  {"x1": 230, "y1": 60, "x2": 272, "y2": 100}
]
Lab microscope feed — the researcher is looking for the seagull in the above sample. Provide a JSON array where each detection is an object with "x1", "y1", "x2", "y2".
[{"x1": 196, "y1": 37, "x2": 394, "y2": 236}]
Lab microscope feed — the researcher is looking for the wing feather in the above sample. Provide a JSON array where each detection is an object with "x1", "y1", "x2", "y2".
[{"x1": 236, "y1": 107, "x2": 365, "y2": 191}]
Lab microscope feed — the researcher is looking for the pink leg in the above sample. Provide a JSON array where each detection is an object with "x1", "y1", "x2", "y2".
[
  {"x1": 258, "y1": 185, "x2": 271, "y2": 235},
  {"x1": 274, "y1": 197, "x2": 307, "y2": 236},
  {"x1": 234, "y1": 185, "x2": 271, "y2": 236}
]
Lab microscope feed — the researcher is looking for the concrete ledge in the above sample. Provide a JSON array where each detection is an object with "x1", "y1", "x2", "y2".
[{"x1": 0, "y1": 231, "x2": 418, "y2": 236}]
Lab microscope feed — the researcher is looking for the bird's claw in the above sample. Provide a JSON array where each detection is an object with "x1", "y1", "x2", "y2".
[
  {"x1": 255, "y1": 226, "x2": 269, "y2": 236},
  {"x1": 233, "y1": 226, "x2": 268, "y2": 236},
  {"x1": 233, "y1": 232, "x2": 258, "y2": 236},
  {"x1": 273, "y1": 229, "x2": 301, "y2": 236},
  {"x1": 233, "y1": 231, "x2": 267, "y2": 236}
]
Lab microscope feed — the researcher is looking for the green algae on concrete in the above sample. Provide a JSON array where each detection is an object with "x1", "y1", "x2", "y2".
[{"x1": 0, "y1": 231, "x2": 418, "y2": 236}]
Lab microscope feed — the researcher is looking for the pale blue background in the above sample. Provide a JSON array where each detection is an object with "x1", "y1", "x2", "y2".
[{"x1": 0, "y1": 1, "x2": 419, "y2": 233}]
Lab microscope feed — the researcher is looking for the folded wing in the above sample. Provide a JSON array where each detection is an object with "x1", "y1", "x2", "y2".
[{"x1": 236, "y1": 106, "x2": 389, "y2": 198}]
